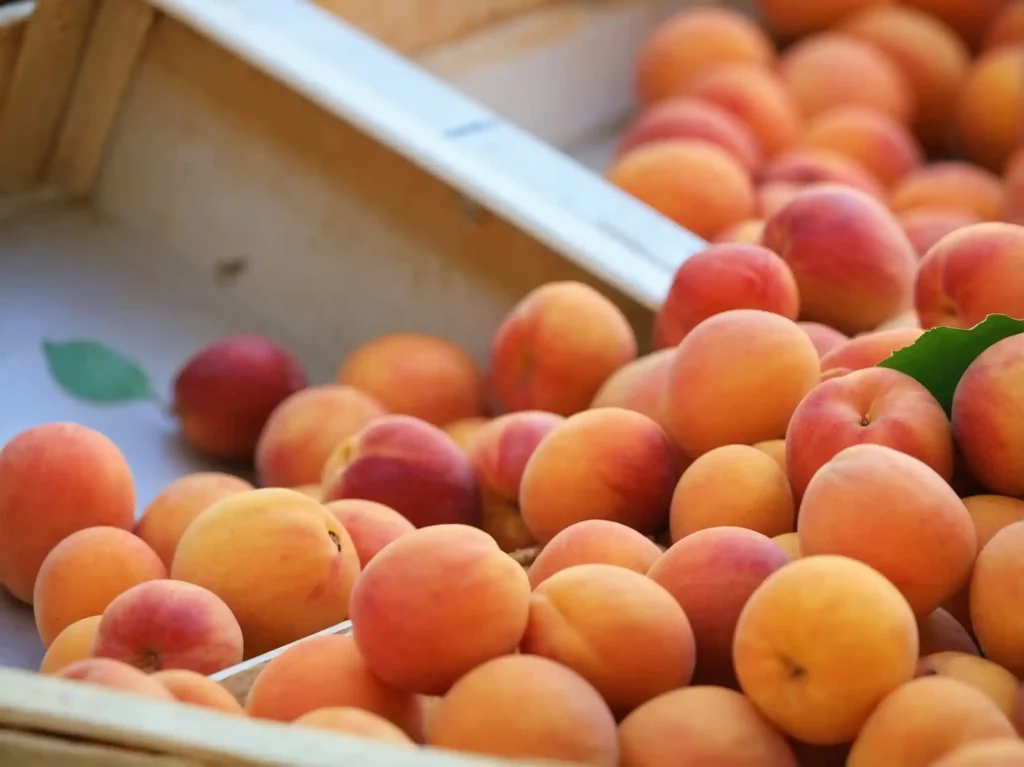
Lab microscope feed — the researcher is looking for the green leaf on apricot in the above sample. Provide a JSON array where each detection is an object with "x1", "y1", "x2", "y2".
[
  {"x1": 877, "y1": 314, "x2": 1024, "y2": 417},
  {"x1": 42, "y1": 339, "x2": 158, "y2": 404}
]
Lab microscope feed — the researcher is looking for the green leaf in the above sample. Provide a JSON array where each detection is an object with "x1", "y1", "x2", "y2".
[
  {"x1": 42, "y1": 339, "x2": 158, "y2": 405},
  {"x1": 878, "y1": 314, "x2": 1024, "y2": 417}
]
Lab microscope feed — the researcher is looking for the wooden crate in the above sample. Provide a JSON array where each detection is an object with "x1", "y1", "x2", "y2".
[{"x1": 0, "y1": 0, "x2": 713, "y2": 762}]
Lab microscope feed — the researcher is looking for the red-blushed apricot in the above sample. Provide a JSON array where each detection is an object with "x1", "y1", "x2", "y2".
[
  {"x1": 733, "y1": 555, "x2": 919, "y2": 745},
  {"x1": 135, "y1": 472, "x2": 253, "y2": 569},
  {"x1": 33, "y1": 527, "x2": 166, "y2": 648},
  {"x1": 916, "y1": 223, "x2": 1024, "y2": 331},
  {"x1": 892, "y1": 162, "x2": 1007, "y2": 221},
  {"x1": 665, "y1": 310, "x2": 821, "y2": 457},
  {"x1": 761, "y1": 184, "x2": 918, "y2": 335},
  {"x1": 293, "y1": 707, "x2": 414, "y2": 746},
  {"x1": 932, "y1": 739, "x2": 1024, "y2": 766},
  {"x1": 527, "y1": 520, "x2": 662, "y2": 588},
  {"x1": 254, "y1": 384, "x2": 385, "y2": 488},
  {"x1": 323, "y1": 500, "x2": 415, "y2": 567},
  {"x1": 956, "y1": 45, "x2": 1024, "y2": 172},
  {"x1": 619, "y1": 686, "x2": 799, "y2": 766},
  {"x1": 0, "y1": 423, "x2": 135, "y2": 604},
  {"x1": 151, "y1": 670, "x2": 245, "y2": 715},
  {"x1": 56, "y1": 657, "x2": 177, "y2": 701},
  {"x1": 898, "y1": 208, "x2": 981, "y2": 258},
  {"x1": 607, "y1": 140, "x2": 754, "y2": 240},
  {"x1": 798, "y1": 322, "x2": 849, "y2": 359},
  {"x1": 712, "y1": 218, "x2": 766, "y2": 244},
  {"x1": 653, "y1": 243, "x2": 800, "y2": 350},
  {"x1": 617, "y1": 98, "x2": 762, "y2": 171},
  {"x1": 172, "y1": 335, "x2": 307, "y2": 460},
  {"x1": 486, "y1": 281, "x2": 637, "y2": 417},
  {"x1": 171, "y1": 488, "x2": 361, "y2": 659},
  {"x1": 847, "y1": 676, "x2": 1016, "y2": 767},
  {"x1": 39, "y1": 615, "x2": 101, "y2": 675},
  {"x1": 589, "y1": 349, "x2": 673, "y2": 430},
  {"x1": 772, "y1": 532, "x2": 801, "y2": 560},
  {"x1": 901, "y1": 0, "x2": 1007, "y2": 50},
  {"x1": 953, "y1": 333, "x2": 1024, "y2": 496},
  {"x1": 1006, "y1": 148, "x2": 1024, "y2": 225},
  {"x1": 245, "y1": 634, "x2": 424, "y2": 740},
  {"x1": 785, "y1": 367, "x2": 953, "y2": 501},
  {"x1": 985, "y1": 3, "x2": 1024, "y2": 49},
  {"x1": 779, "y1": 33, "x2": 915, "y2": 124},
  {"x1": 838, "y1": 5, "x2": 970, "y2": 151},
  {"x1": 427, "y1": 655, "x2": 618, "y2": 766},
  {"x1": 683, "y1": 63, "x2": 803, "y2": 158},
  {"x1": 519, "y1": 408, "x2": 679, "y2": 544},
  {"x1": 336, "y1": 333, "x2": 486, "y2": 427},
  {"x1": 819, "y1": 328, "x2": 924, "y2": 377},
  {"x1": 521, "y1": 564, "x2": 695, "y2": 715},
  {"x1": 349, "y1": 525, "x2": 530, "y2": 696},
  {"x1": 441, "y1": 417, "x2": 489, "y2": 454},
  {"x1": 467, "y1": 411, "x2": 563, "y2": 552},
  {"x1": 669, "y1": 445, "x2": 795, "y2": 541},
  {"x1": 634, "y1": 7, "x2": 774, "y2": 105},
  {"x1": 322, "y1": 415, "x2": 480, "y2": 529},
  {"x1": 917, "y1": 652, "x2": 1019, "y2": 716},
  {"x1": 649, "y1": 527, "x2": 791, "y2": 687},
  {"x1": 759, "y1": 148, "x2": 887, "y2": 200},
  {"x1": 752, "y1": 0, "x2": 892, "y2": 39},
  {"x1": 798, "y1": 445, "x2": 975, "y2": 616},
  {"x1": 919, "y1": 608, "x2": 981, "y2": 657},
  {"x1": 799, "y1": 107, "x2": 924, "y2": 188},
  {"x1": 971, "y1": 522, "x2": 1024, "y2": 677}
]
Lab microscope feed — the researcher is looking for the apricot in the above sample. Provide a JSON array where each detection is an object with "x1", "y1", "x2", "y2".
[
  {"x1": 171, "y1": 488, "x2": 361, "y2": 658},
  {"x1": 786, "y1": 367, "x2": 954, "y2": 500},
  {"x1": 0, "y1": 422, "x2": 135, "y2": 603},
  {"x1": 892, "y1": 162, "x2": 1007, "y2": 221},
  {"x1": 772, "y1": 532, "x2": 801, "y2": 559},
  {"x1": 653, "y1": 243, "x2": 800, "y2": 350},
  {"x1": 985, "y1": 3, "x2": 1024, "y2": 49},
  {"x1": 649, "y1": 527, "x2": 790, "y2": 687},
  {"x1": 957, "y1": 45, "x2": 1024, "y2": 172},
  {"x1": 349, "y1": 525, "x2": 530, "y2": 695},
  {"x1": 322, "y1": 415, "x2": 480, "y2": 529},
  {"x1": 669, "y1": 445, "x2": 794, "y2": 540},
  {"x1": 901, "y1": 0, "x2": 1007, "y2": 50},
  {"x1": 254, "y1": 384, "x2": 385, "y2": 489},
  {"x1": 427, "y1": 655, "x2": 618, "y2": 766},
  {"x1": 293, "y1": 707, "x2": 414, "y2": 746},
  {"x1": 753, "y1": 438, "x2": 787, "y2": 473},
  {"x1": 589, "y1": 349, "x2": 673, "y2": 430},
  {"x1": 799, "y1": 445, "x2": 975, "y2": 616},
  {"x1": 172, "y1": 335, "x2": 307, "y2": 460},
  {"x1": 245, "y1": 634, "x2": 423, "y2": 740},
  {"x1": 290, "y1": 484, "x2": 323, "y2": 501},
  {"x1": 324, "y1": 500, "x2": 414, "y2": 567},
  {"x1": 337, "y1": 333, "x2": 485, "y2": 427},
  {"x1": 752, "y1": 0, "x2": 892, "y2": 39},
  {"x1": 1007, "y1": 149, "x2": 1024, "y2": 224},
  {"x1": 617, "y1": 97, "x2": 761, "y2": 171},
  {"x1": 135, "y1": 473, "x2": 253, "y2": 569},
  {"x1": 665, "y1": 310, "x2": 821, "y2": 457},
  {"x1": 33, "y1": 527, "x2": 166, "y2": 648},
  {"x1": 151, "y1": 670, "x2": 245, "y2": 715},
  {"x1": 847, "y1": 676, "x2": 1016, "y2": 767},
  {"x1": 683, "y1": 63, "x2": 803, "y2": 158},
  {"x1": 527, "y1": 520, "x2": 662, "y2": 588},
  {"x1": 759, "y1": 148, "x2": 887, "y2": 200},
  {"x1": 607, "y1": 140, "x2": 754, "y2": 240},
  {"x1": 799, "y1": 107, "x2": 923, "y2": 189},
  {"x1": 486, "y1": 281, "x2": 637, "y2": 417},
  {"x1": 56, "y1": 657, "x2": 176, "y2": 701},
  {"x1": 918, "y1": 652, "x2": 1019, "y2": 716},
  {"x1": 933, "y1": 739, "x2": 1024, "y2": 766},
  {"x1": 965, "y1": 495, "x2": 1024, "y2": 548},
  {"x1": 441, "y1": 417, "x2": 488, "y2": 453},
  {"x1": 953, "y1": 333, "x2": 1024, "y2": 495},
  {"x1": 635, "y1": 7, "x2": 774, "y2": 105},
  {"x1": 798, "y1": 322, "x2": 849, "y2": 359},
  {"x1": 519, "y1": 408, "x2": 679, "y2": 544},
  {"x1": 838, "y1": 5, "x2": 970, "y2": 151},
  {"x1": 39, "y1": 615, "x2": 101, "y2": 675},
  {"x1": 898, "y1": 208, "x2": 981, "y2": 258},
  {"x1": 761, "y1": 184, "x2": 918, "y2": 335},
  {"x1": 467, "y1": 410, "x2": 563, "y2": 552},
  {"x1": 733, "y1": 555, "x2": 919, "y2": 745},
  {"x1": 521, "y1": 564, "x2": 695, "y2": 714},
  {"x1": 756, "y1": 181, "x2": 804, "y2": 219},
  {"x1": 971, "y1": 522, "x2": 1024, "y2": 676},
  {"x1": 619, "y1": 686, "x2": 798, "y2": 767},
  {"x1": 819, "y1": 327, "x2": 924, "y2": 377},
  {"x1": 712, "y1": 218, "x2": 765, "y2": 245},
  {"x1": 779, "y1": 33, "x2": 914, "y2": 124},
  {"x1": 919, "y1": 608, "x2": 980, "y2": 657}
]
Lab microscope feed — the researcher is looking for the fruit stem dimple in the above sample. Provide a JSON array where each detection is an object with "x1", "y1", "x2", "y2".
[
  {"x1": 782, "y1": 655, "x2": 806, "y2": 680},
  {"x1": 139, "y1": 649, "x2": 161, "y2": 673},
  {"x1": 328, "y1": 530, "x2": 341, "y2": 553}
]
